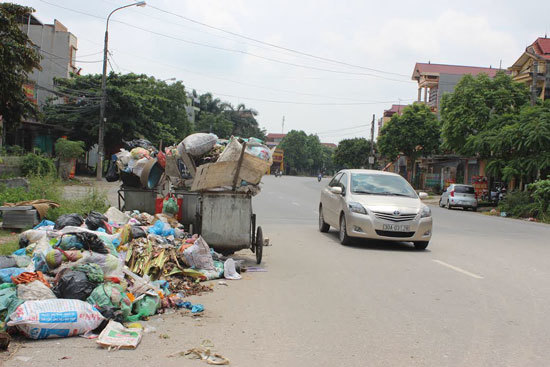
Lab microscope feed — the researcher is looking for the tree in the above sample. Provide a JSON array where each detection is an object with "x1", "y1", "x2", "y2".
[
  {"x1": 440, "y1": 72, "x2": 529, "y2": 155},
  {"x1": 378, "y1": 103, "x2": 440, "y2": 180},
  {"x1": 278, "y1": 130, "x2": 327, "y2": 175},
  {"x1": 44, "y1": 73, "x2": 192, "y2": 150},
  {"x1": 333, "y1": 138, "x2": 373, "y2": 169},
  {"x1": 0, "y1": 4, "x2": 41, "y2": 144},
  {"x1": 223, "y1": 103, "x2": 266, "y2": 140},
  {"x1": 195, "y1": 112, "x2": 233, "y2": 138}
]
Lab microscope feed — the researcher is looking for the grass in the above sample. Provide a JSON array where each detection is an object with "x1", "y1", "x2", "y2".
[{"x1": 0, "y1": 229, "x2": 19, "y2": 256}]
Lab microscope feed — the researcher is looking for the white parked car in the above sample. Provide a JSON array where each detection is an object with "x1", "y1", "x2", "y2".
[
  {"x1": 319, "y1": 169, "x2": 433, "y2": 250},
  {"x1": 439, "y1": 184, "x2": 478, "y2": 211}
]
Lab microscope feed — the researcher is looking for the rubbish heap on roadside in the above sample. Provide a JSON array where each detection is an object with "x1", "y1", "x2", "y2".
[{"x1": 0, "y1": 206, "x2": 250, "y2": 349}]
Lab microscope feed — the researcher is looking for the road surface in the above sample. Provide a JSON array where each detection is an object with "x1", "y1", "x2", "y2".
[{"x1": 6, "y1": 175, "x2": 550, "y2": 366}]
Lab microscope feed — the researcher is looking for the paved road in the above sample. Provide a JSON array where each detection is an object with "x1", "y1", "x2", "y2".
[{"x1": 6, "y1": 176, "x2": 550, "y2": 366}]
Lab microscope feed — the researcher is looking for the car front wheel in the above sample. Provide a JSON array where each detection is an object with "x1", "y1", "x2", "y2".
[
  {"x1": 339, "y1": 214, "x2": 352, "y2": 245},
  {"x1": 413, "y1": 241, "x2": 429, "y2": 250},
  {"x1": 446, "y1": 200, "x2": 451, "y2": 209},
  {"x1": 319, "y1": 206, "x2": 330, "y2": 232}
]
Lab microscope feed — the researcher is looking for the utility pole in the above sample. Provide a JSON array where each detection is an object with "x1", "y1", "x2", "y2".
[
  {"x1": 282, "y1": 115, "x2": 285, "y2": 134},
  {"x1": 96, "y1": 1, "x2": 146, "y2": 180},
  {"x1": 369, "y1": 114, "x2": 375, "y2": 169}
]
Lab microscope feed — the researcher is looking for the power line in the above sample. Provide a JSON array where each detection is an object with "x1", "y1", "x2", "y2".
[
  {"x1": 148, "y1": 4, "x2": 411, "y2": 78},
  {"x1": 38, "y1": 0, "x2": 414, "y2": 83}
]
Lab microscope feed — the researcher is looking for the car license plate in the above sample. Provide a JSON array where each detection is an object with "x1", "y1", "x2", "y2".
[{"x1": 382, "y1": 224, "x2": 410, "y2": 232}]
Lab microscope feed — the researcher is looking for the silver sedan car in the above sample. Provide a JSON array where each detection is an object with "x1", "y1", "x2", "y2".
[{"x1": 319, "y1": 169, "x2": 433, "y2": 250}]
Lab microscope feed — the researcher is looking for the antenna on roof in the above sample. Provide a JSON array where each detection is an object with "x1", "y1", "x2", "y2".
[
  {"x1": 499, "y1": 59, "x2": 502, "y2": 69},
  {"x1": 428, "y1": 60, "x2": 431, "y2": 64}
]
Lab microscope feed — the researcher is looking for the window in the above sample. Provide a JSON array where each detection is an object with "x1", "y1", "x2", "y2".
[
  {"x1": 69, "y1": 46, "x2": 77, "y2": 68},
  {"x1": 338, "y1": 173, "x2": 348, "y2": 192},
  {"x1": 454, "y1": 185, "x2": 475, "y2": 194},
  {"x1": 329, "y1": 173, "x2": 342, "y2": 187},
  {"x1": 350, "y1": 173, "x2": 417, "y2": 198}
]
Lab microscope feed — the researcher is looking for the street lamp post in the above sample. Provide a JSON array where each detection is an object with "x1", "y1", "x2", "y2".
[{"x1": 97, "y1": 1, "x2": 146, "y2": 180}]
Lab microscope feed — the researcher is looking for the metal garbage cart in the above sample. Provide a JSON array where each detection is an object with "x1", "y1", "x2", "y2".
[
  {"x1": 199, "y1": 191, "x2": 264, "y2": 264},
  {"x1": 118, "y1": 186, "x2": 158, "y2": 214}
]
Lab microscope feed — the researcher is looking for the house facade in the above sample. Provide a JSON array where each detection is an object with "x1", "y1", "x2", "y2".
[{"x1": 509, "y1": 37, "x2": 550, "y2": 103}]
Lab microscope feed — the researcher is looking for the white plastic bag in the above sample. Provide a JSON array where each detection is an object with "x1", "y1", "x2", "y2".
[
  {"x1": 181, "y1": 133, "x2": 218, "y2": 157},
  {"x1": 97, "y1": 320, "x2": 142, "y2": 350},
  {"x1": 8, "y1": 299, "x2": 104, "y2": 339},
  {"x1": 183, "y1": 236, "x2": 215, "y2": 271},
  {"x1": 104, "y1": 207, "x2": 130, "y2": 225},
  {"x1": 223, "y1": 258, "x2": 242, "y2": 280},
  {"x1": 217, "y1": 137, "x2": 242, "y2": 162},
  {"x1": 19, "y1": 229, "x2": 48, "y2": 244},
  {"x1": 116, "y1": 149, "x2": 131, "y2": 166},
  {"x1": 132, "y1": 157, "x2": 149, "y2": 177},
  {"x1": 17, "y1": 281, "x2": 56, "y2": 301}
]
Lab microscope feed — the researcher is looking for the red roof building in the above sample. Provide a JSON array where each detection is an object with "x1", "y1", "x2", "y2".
[
  {"x1": 412, "y1": 62, "x2": 504, "y2": 114},
  {"x1": 266, "y1": 133, "x2": 286, "y2": 148},
  {"x1": 509, "y1": 37, "x2": 550, "y2": 101}
]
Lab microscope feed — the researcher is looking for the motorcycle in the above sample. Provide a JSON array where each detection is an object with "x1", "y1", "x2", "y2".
[
  {"x1": 317, "y1": 174, "x2": 322, "y2": 182},
  {"x1": 274, "y1": 170, "x2": 282, "y2": 177},
  {"x1": 490, "y1": 185, "x2": 507, "y2": 204}
]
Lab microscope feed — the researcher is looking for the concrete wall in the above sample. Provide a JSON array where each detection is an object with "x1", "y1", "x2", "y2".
[
  {"x1": 20, "y1": 21, "x2": 78, "y2": 108},
  {"x1": 436, "y1": 73, "x2": 463, "y2": 118}
]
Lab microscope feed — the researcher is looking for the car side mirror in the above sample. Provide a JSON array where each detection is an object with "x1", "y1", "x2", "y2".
[
  {"x1": 330, "y1": 186, "x2": 343, "y2": 195},
  {"x1": 418, "y1": 192, "x2": 428, "y2": 199}
]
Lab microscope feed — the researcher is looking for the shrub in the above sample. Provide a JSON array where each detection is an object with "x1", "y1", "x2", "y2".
[
  {"x1": 528, "y1": 177, "x2": 550, "y2": 215},
  {"x1": 498, "y1": 191, "x2": 539, "y2": 218},
  {"x1": 21, "y1": 153, "x2": 56, "y2": 177},
  {"x1": 55, "y1": 138, "x2": 85, "y2": 159},
  {"x1": 47, "y1": 189, "x2": 108, "y2": 221}
]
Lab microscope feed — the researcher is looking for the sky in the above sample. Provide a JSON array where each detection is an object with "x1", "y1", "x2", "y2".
[{"x1": 16, "y1": 0, "x2": 550, "y2": 143}]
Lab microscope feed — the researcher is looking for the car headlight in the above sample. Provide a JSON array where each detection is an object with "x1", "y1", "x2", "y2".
[
  {"x1": 348, "y1": 202, "x2": 367, "y2": 215},
  {"x1": 420, "y1": 206, "x2": 431, "y2": 218}
]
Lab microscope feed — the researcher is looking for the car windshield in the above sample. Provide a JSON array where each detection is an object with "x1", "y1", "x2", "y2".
[
  {"x1": 350, "y1": 173, "x2": 417, "y2": 198},
  {"x1": 455, "y1": 185, "x2": 475, "y2": 194}
]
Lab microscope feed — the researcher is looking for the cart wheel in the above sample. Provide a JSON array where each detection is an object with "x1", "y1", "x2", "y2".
[{"x1": 255, "y1": 226, "x2": 263, "y2": 264}]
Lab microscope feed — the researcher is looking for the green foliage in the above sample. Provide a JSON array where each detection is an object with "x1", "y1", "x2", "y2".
[
  {"x1": 498, "y1": 191, "x2": 539, "y2": 218},
  {"x1": 528, "y1": 177, "x2": 550, "y2": 214},
  {"x1": 44, "y1": 73, "x2": 192, "y2": 149},
  {"x1": 195, "y1": 112, "x2": 233, "y2": 138},
  {"x1": 278, "y1": 130, "x2": 330, "y2": 175},
  {"x1": 440, "y1": 72, "x2": 529, "y2": 155},
  {"x1": 20, "y1": 153, "x2": 56, "y2": 177},
  {"x1": 47, "y1": 189, "x2": 108, "y2": 221},
  {"x1": 54, "y1": 138, "x2": 85, "y2": 159},
  {"x1": 333, "y1": 138, "x2": 373, "y2": 169},
  {"x1": 378, "y1": 103, "x2": 440, "y2": 163},
  {"x1": 0, "y1": 4, "x2": 42, "y2": 140},
  {"x1": 0, "y1": 237, "x2": 19, "y2": 256}
]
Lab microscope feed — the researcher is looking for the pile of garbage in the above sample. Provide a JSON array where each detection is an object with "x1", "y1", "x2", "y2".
[
  {"x1": 108, "y1": 133, "x2": 273, "y2": 194},
  {"x1": 0, "y1": 206, "x2": 246, "y2": 349}
]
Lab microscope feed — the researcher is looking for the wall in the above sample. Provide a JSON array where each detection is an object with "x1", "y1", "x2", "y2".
[
  {"x1": 436, "y1": 74, "x2": 463, "y2": 118},
  {"x1": 21, "y1": 22, "x2": 77, "y2": 108}
]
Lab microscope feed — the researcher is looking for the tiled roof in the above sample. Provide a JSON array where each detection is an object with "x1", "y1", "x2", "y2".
[
  {"x1": 532, "y1": 37, "x2": 550, "y2": 60},
  {"x1": 321, "y1": 143, "x2": 337, "y2": 148},
  {"x1": 412, "y1": 62, "x2": 502, "y2": 80},
  {"x1": 266, "y1": 133, "x2": 286, "y2": 140}
]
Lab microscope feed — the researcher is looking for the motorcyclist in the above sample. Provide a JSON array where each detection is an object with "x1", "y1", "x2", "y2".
[{"x1": 317, "y1": 172, "x2": 322, "y2": 182}]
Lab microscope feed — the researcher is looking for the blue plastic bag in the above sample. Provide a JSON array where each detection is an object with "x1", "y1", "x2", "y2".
[
  {"x1": 33, "y1": 219, "x2": 55, "y2": 229},
  {"x1": 148, "y1": 220, "x2": 175, "y2": 237},
  {"x1": 0, "y1": 268, "x2": 27, "y2": 283}
]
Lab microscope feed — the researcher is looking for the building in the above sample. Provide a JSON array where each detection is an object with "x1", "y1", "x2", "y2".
[
  {"x1": 411, "y1": 62, "x2": 502, "y2": 115},
  {"x1": 265, "y1": 133, "x2": 286, "y2": 149},
  {"x1": 378, "y1": 104, "x2": 407, "y2": 135},
  {"x1": 509, "y1": 37, "x2": 550, "y2": 102},
  {"x1": 19, "y1": 14, "x2": 79, "y2": 108},
  {"x1": 9, "y1": 13, "x2": 78, "y2": 154}
]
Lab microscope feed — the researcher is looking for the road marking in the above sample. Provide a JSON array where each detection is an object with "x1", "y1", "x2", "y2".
[
  {"x1": 291, "y1": 201, "x2": 301, "y2": 206},
  {"x1": 432, "y1": 260, "x2": 484, "y2": 279}
]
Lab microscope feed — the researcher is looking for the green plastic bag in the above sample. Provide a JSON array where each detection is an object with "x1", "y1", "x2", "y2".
[
  {"x1": 87, "y1": 283, "x2": 132, "y2": 321},
  {"x1": 162, "y1": 195, "x2": 179, "y2": 215},
  {"x1": 0, "y1": 286, "x2": 24, "y2": 329},
  {"x1": 126, "y1": 295, "x2": 160, "y2": 322}
]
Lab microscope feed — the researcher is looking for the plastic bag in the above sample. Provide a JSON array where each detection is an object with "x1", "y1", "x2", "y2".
[
  {"x1": 73, "y1": 232, "x2": 108, "y2": 254},
  {"x1": 53, "y1": 270, "x2": 96, "y2": 301},
  {"x1": 130, "y1": 226, "x2": 147, "y2": 240},
  {"x1": 0, "y1": 257, "x2": 17, "y2": 270},
  {"x1": 180, "y1": 133, "x2": 218, "y2": 157},
  {"x1": 45, "y1": 249, "x2": 83, "y2": 269},
  {"x1": 85, "y1": 211, "x2": 109, "y2": 231},
  {"x1": 97, "y1": 320, "x2": 142, "y2": 350},
  {"x1": 19, "y1": 229, "x2": 48, "y2": 245},
  {"x1": 130, "y1": 147, "x2": 149, "y2": 160},
  {"x1": 115, "y1": 149, "x2": 132, "y2": 167},
  {"x1": 72, "y1": 263, "x2": 104, "y2": 283},
  {"x1": 17, "y1": 281, "x2": 56, "y2": 301},
  {"x1": 77, "y1": 252, "x2": 122, "y2": 277},
  {"x1": 217, "y1": 137, "x2": 243, "y2": 162},
  {"x1": 132, "y1": 157, "x2": 149, "y2": 177},
  {"x1": 183, "y1": 237, "x2": 215, "y2": 271},
  {"x1": 54, "y1": 214, "x2": 84, "y2": 230},
  {"x1": 124, "y1": 139, "x2": 156, "y2": 152},
  {"x1": 223, "y1": 258, "x2": 242, "y2": 280},
  {"x1": 127, "y1": 295, "x2": 160, "y2": 322},
  {"x1": 8, "y1": 299, "x2": 104, "y2": 339},
  {"x1": 0, "y1": 268, "x2": 27, "y2": 283},
  {"x1": 105, "y1": 162, "x2": 120, "y2": 182},
  {"x1": 105, "y1": 207, "x2": 130, "y2": 225},
  {"x1": 246, "y1": 142, "x2": 272, "y2": 162},
  {"x1": 33, "y1": 219, "x2": 55, "y2": 229},
  {"x1": 162, "y1": 195, "x2": 179, "y2": 215},
  {"x1": 0, "y1": 287, "x2": 24, "y2": 328},
  {"x1": 87, "y1": 283, "x2": 132, "y2": 321},
  {"x1": 148, "y1": 220, "x2": 175, "y2": 237}
]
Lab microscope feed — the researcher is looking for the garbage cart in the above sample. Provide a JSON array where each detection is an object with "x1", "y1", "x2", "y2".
[{"x1": 198, "y1": 191, "x2": 264, "y2": 264}]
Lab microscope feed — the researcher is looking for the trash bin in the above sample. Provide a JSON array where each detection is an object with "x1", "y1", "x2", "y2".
[{"x1": 118, "y1": 186, "x2": 158, "y2": 214}]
